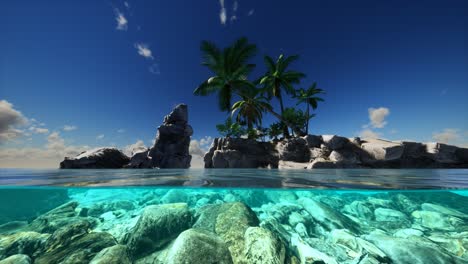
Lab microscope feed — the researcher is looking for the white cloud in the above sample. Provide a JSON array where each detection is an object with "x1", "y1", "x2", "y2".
[
  {"x1": 63, "y1": 125, "x2": 77, "y2": 132},
  {"x1": 230, "y1": 0, "x2": 238, "y2": 23},
  {"x1": 0, "y1": 132, "x2": 89, "y2": 168},
  {"x1": 0, "y1": 100, "x2": 27, "y2": 143},
  {"x1": 247, "y1": 9, "x2": 254, "y2": 16},
  {"x1": 123, "y1": 139, "x2": 147, "y2": 156},
  {"x1": 189, "y1": 136, "x2": 213, "y2": 168},
  {"x1": 114, "y1": 8, "x2": 128, "y2": 31},
  {"x1": 432, "y1": 129, "x2": 460, "y2": 144},
  {"x1": 97, "y1": 134, "x2": 105, "y2": 140},
  {"x1": 368, "y1": 107, "x2": 390, "y2": 128},
  {"x1": 189, "y1": 140, "x2": 205, "y2": 157},
  {"x1": 359, "y1": 129, "x2": 381, "y2": 139},
  {"x1": 29, "y1": 127, "x2": 49, "y2": 134},
  {"x1": 135, "y1": 43, "x2": 154, "y2": 60},
  {"x1": 219, "y1": 0, "x2": 227, "y2": 25},
  {"x1": 117, "y1": 129, "x2": 125, "y2": 133},
  {"x1": 124, "y1": 1, "x2": 130, "y2": 8},
  {"x1": 199, "y1": 136, "x2": 213, "y2": 148}
]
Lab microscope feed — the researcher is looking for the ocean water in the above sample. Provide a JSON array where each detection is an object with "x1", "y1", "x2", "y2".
[{"x1": 0, "y1": 169, "x2": 468, "y2": 264}]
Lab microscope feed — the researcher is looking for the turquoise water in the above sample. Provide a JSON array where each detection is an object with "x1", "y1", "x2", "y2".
[{"x1": 1, "y1": 169, "x2": 468, "y2": 263}]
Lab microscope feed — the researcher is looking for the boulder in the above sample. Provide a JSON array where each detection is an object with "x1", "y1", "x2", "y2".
[
  {"x1": 0, "y1": 232, "x2": 49, "y2": 260},
  {"x1": 90, "y1": 245, "x2": 131, "y2": 264},
  {"x1": 426, "y1": 142, "x2": 460, "y2": 164},
  {"x1": 165, "y1": 229, "x2": 233, "y2": 264},
  {"x1": 411, "y1": 210, "x2": 463, "y2": 231},
  {"x1": 60, "y1": 147, "x2": 130, "y2": 169},
  {"x1": 363, "y1": 232, "x2": 463, "y2": 264},
  {"x1": 276, "y1": 137, "x2": 310, "y2": 162},
  {"x1": 204, "y1": 137, "x2": 279, "y2": 168},
  {"x1": 303, "y1": 135, "x2": 323, "y2": 148},
  {"x1": 124, "y1": 149, "x2": 152, "y2": 168},
  {"x1": 329, "y1": 149, "x2": 359, "y2": 164},
  {"x1": 147, "y1": 104, "x2": 193, "y2": 168},
  {"x1": 0, "y1": 254, "x2": 31, "y2": 264},
  {"x1": 322, "y1": 135, "x2": 349, "y2": 150},
  {"x1": 123, "y1": 203, "x2": 192, "y2": 259},
  {"x1": 374, "y1": 208, "x2": 409, "y2": 223},
  {"x1": 361, "y1": 139, "x2": 404, "y2": 162},
  {"x1": 243, "y1": 227, "x2": 285, "y2": 264}
]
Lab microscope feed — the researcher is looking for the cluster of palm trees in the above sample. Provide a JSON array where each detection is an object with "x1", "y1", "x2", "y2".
[{"x1": 194, "y1": 37, "x2": 324, "y2": 140}]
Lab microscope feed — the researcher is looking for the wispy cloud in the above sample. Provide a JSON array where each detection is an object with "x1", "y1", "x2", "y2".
[
  {"x1": 124, "y1": 1, "x2": 130, "y2": 8},
  {"x1": 359, "y1": 129, "x2": 381, "y2": 139},
  {"x1": 117, "y1": 129, "x2": 125, "y2": 133},
  {"x1": 96, "y1": 134, "x2": 105, "y2": 140},
  {"x1": 247, "y1": 9, "x2": 254, "y2": 16},
  {"x1": 219, "y1": 0, "x2": 227, "y2": 25},
  {"x1": 149, "y1": 63, "x2": 161, "y2": 75},
  {"x1": 230, "y1": 1, "x2": 238, "y2": 23},
  {"x1": 63, "y1": 125, "x2": 77, "y2": 132},
  {"x1": 134, "y1": 43, "x2": 154, "y2": 60},
  {"x1": 29, "y1": 127, "x2": 49, "y2": 134},
  {"x1": 432, "y1": 128, "x2": 460, "y2": 144},
  {"x1": 123, "y1": 139, "x2": 147, "y2": 156},
  {"x1": 368, "y1": 107, "x2": 390, "y2": 129},
  {"x1": 114, "y1": 8, "x2": 128, "y2": 31}
]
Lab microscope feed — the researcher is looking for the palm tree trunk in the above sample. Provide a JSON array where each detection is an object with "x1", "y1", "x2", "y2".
[
  {"x1": 306, "y1": 103, "x2": 310, "y2": 135},
  {"x1": 277, "y1": 89, "x2": 290, "y2": 138}
]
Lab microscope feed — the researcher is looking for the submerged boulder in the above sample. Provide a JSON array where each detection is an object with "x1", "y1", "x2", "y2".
[
  {"x1": 0, "y1": 254, "x2": 31, "y2": 264},
  {"x1": 60, "y1": 148, "x2": 130, "y2": 169},
  {"x1": 89, "y1": 245, "x2": 131, "y2": 264},
  {"x1": 0, "y1": 231, "x2": 49, "y2": 260},
  {"x1": 243, "y1": 227, "x2": 285, "y2": 264},
  {"x1": 147, "y1": 104, "x2": 193, "y2": 168},
  {"x1": 123, "y1": 203, "x2": 192, "y2": 259}
]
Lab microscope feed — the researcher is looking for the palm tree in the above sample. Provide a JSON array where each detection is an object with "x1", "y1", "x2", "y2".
[
  {"x1": 231, "y1": 88, "x2": 271, "y2": 133},
  {"x1": 294, "y1": 82, "x2": 324, "y2": 134},
  {"x1": 194, "y1": 37, "x2": 257, "y2": 112},
  {"x1": 259, "y1": 54, "x2": 305, "y2": 137}
]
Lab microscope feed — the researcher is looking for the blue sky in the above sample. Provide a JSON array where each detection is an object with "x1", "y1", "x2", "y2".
[{"x1": 0, "y1": 0, "x2": 467, "y2": 167}]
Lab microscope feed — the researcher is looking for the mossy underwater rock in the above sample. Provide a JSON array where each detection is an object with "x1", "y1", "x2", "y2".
[
  {"x1": 243, "y1": 227, "x2": 285, "y2": 264},
  {"x1": 0, "y1": 254, "x2": 31, "y2": 264},
  {"x1": 0, "y1": 231, "x2": 49, "y2": 260},
  {"x1": 89, "y1": 245, "x2": 131, "y2": 264},
  {"x1": 165, "y1": 228, "x2": 233, "y2": 264},
  {"x1": 123, "y1": 203, "x2": 192, "y2": 259}
]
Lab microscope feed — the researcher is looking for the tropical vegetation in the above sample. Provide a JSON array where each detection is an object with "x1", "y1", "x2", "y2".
[{"x1": 194, "y1": 37, "x2": 325, "y2": 140}]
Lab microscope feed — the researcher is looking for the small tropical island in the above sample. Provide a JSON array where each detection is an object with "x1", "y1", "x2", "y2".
[{"x1": 59, "y1": 38, "x2": 468, "y2": 170}]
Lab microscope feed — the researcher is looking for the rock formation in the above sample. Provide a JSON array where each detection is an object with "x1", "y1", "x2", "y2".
[
  {"x1": 60, "y1": 148, "x2": 130, "y2": 169},
  {"x1": 147, "y1": 104, "x2": 193, "y2": 168},
  {"x1": 203, "y1": 135, "x2": 468, "y2": 169}
]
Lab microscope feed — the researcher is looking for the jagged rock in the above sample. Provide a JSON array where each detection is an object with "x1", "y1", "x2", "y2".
[
  {"x1": 243, "y1": 227, "x2": 285, "y2": 264},
  {"x1": 87, "y1": 200, "x2": 135, "y2": 217},
  {"x1": 165, "y1": 229, "x2": 233, "y2": 264},
  {"x1": 303, "y1": 135, "x2": 323, "y2": 148},
  {"x1": 204, "y1": 138, "x2": 279, "y2": 168},
  {"x1": 90, "y1": 245, "x2": 131, "y2": 264},
  {"x1": 363, "y1": 232, "x2": 464, "y2": 264},
  {"x1": 411, "y1": 210, "x2": 463, "y2": 231},
  {"x1": 322, "y1": 135, "x2": 349, "y2": 150},
  {"x1": 0, "y1": 254, "x2": 31, "y2": 264},
  {"x1": 343, "y1": 201, "x2": 373, "y2": 220},
  {"x1": 60, "y1": 147, "x2": 130, "y2": 169},
  {"x1": 123, "y1": 203, "x2": 192, "y2": 259},
  {"x1": 147, "y1": 104, "x2": 193, "y2": 168},
  {"x1": 361, "y1": 139, "x2": 404, "y2": 162},
  {"x1": 0, "y1": 232, "x2": 49, "y2": 260},
  {"x1": 0, "y1": 189, "x2": 69, "y2": 225},
  {"x1": 276, "y1": 137, "x2": 310, "y2": 162},
  {"x1": 421, "y1": 203, "x2": 468, "y2": 219},
  {"x1": 329, "y1": 149, "x2": 359, "y2": 164},
  {"x1": 35, "y1": 222, "x2": 116, "y2": 264},
  {"x1": 374, "y1": 208, "x2": 408, "y2": 223},
  {"x1": 124, "y1": 149, "x2": 152, "y2": 168}
]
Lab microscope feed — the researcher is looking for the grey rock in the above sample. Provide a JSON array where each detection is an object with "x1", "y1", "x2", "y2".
[
  {"x1": 166, "y1": 229, "x2": 233, "y2": 264},
  {"x1": 90, "y1": 245, "x2": 131, "y2": 264},
  {"x1": 60, "y1": 147, "x2": 130, "y2": 169},
  {"x1": 0, "y1": 254, "x2": 31, "y2": 264},
  {"x1": 243, "y1": 227, "x2": 285, "y2": 264},
  {"x1": 0, "y1": 232, "x2": 49, "y2": 260},
  {"x1": 303, "y1": 134, "x2": 323, "y2": 148},
  {"x1": 374, "y1": 208, "x2": 408, "y2": 223},
  {"x1": 124, "y1": 203, "x2": 192, "y2": 259},
  {"x1": 124, "y1": 149, "x2": 152, "y2": 168},
  {"x1": 329, "y1": 149, "x2": 359, "y2": 164},
  {"x1": 276, "y1": 137, "x2": 310, "y2": 162},
  {"x1": 426, "y1": 142, "x2": 460, "y2": 164},
  {"x1": 322, "y1": 135, "x2": 349, "y2": 150},
  {"x1": 361, "y1": 139, "x2": 404, "y2": 162},
  {"x1": 343, "y1": 201, "x2": 373, "y2": 220},
  {"x1": 147, "y1": 104, "x2": 192, "y2": 168}
]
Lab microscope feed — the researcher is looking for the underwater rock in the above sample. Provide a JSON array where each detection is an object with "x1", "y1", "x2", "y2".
[
  {"x1": 363, "y1": 232, "x2": 463, "y2": 264},
  {"x1": 291, "y1": 234, "x2": 338, "y2": 264},
  {"x1": 411, "y1": 210, "x2": 463, "y2": 231},
  {"x1": 374, "y1": 208, "x2": 408, "y2": 223},
  {"x1": 343, "y1": 201, "x2": 373, "y2": 220},
  {"x1": 298, "y1": 197, "x2": 359, "y2": 234},
  {"x1": 165, "y1": 229, "x2": 233, "y2": 264},
  {"x1": 89, "y1": 245, "x2": 131, "y2": 264},
  {"x1": 60, "y1": 147, "x2": 130, "y2": 169},
  {"x1": 243, "y1": 227, "x2": 285, "y2": 264},
  {"x1": 160, "y1": 189, "x2": 189, "y2": 204},
  {"x1": 276, "y1": 137, "x2": 310, "y2": 162},
  {"x1": 87, "y1": 200, "x2": 135, "y2": 217},
  {"x1": 204, "y1": 137, "x2": 279, "y2": 168},
  {"x1": 124, "y1": 203, "x2": 192, "y2": 259},
  {"x1": 0, "y1": 231, "x2": 49, "y2": 260},
  {"x1": 421, "y1": 203, "x2": 468, "y2": 219},
  {"x1": 0, "y1": 189, "x2": 69, "y2": 225},
  {"x1": 147, "y1": 104, "x2": 193, "y2": 168},
  {"x1": 393, "y1": 228, "x2": 424, "y2": 238},
  {"x1": 0, "y1": 221, "x2": 28, "y2": 234},
  {"x1": 0, "y1": 254, "x2": 31, "y2": 264}
]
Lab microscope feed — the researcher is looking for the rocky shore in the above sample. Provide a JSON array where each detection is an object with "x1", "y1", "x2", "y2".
[
  {"x1": 204, "y1": 135, "x2": 468, "y2": 169},
  {"x1": 1, "y1": 188, "x2": 467, "y2": 263}
]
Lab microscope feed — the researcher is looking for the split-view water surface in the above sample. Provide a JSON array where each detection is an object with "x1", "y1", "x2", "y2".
[{"x1": 1, "y1": 169, "x2": 468, "y2": 264}]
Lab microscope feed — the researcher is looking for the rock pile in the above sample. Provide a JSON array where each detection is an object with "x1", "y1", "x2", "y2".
[{"x1": 204, "y1": 135, "x2": 468, "y2": 168}]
